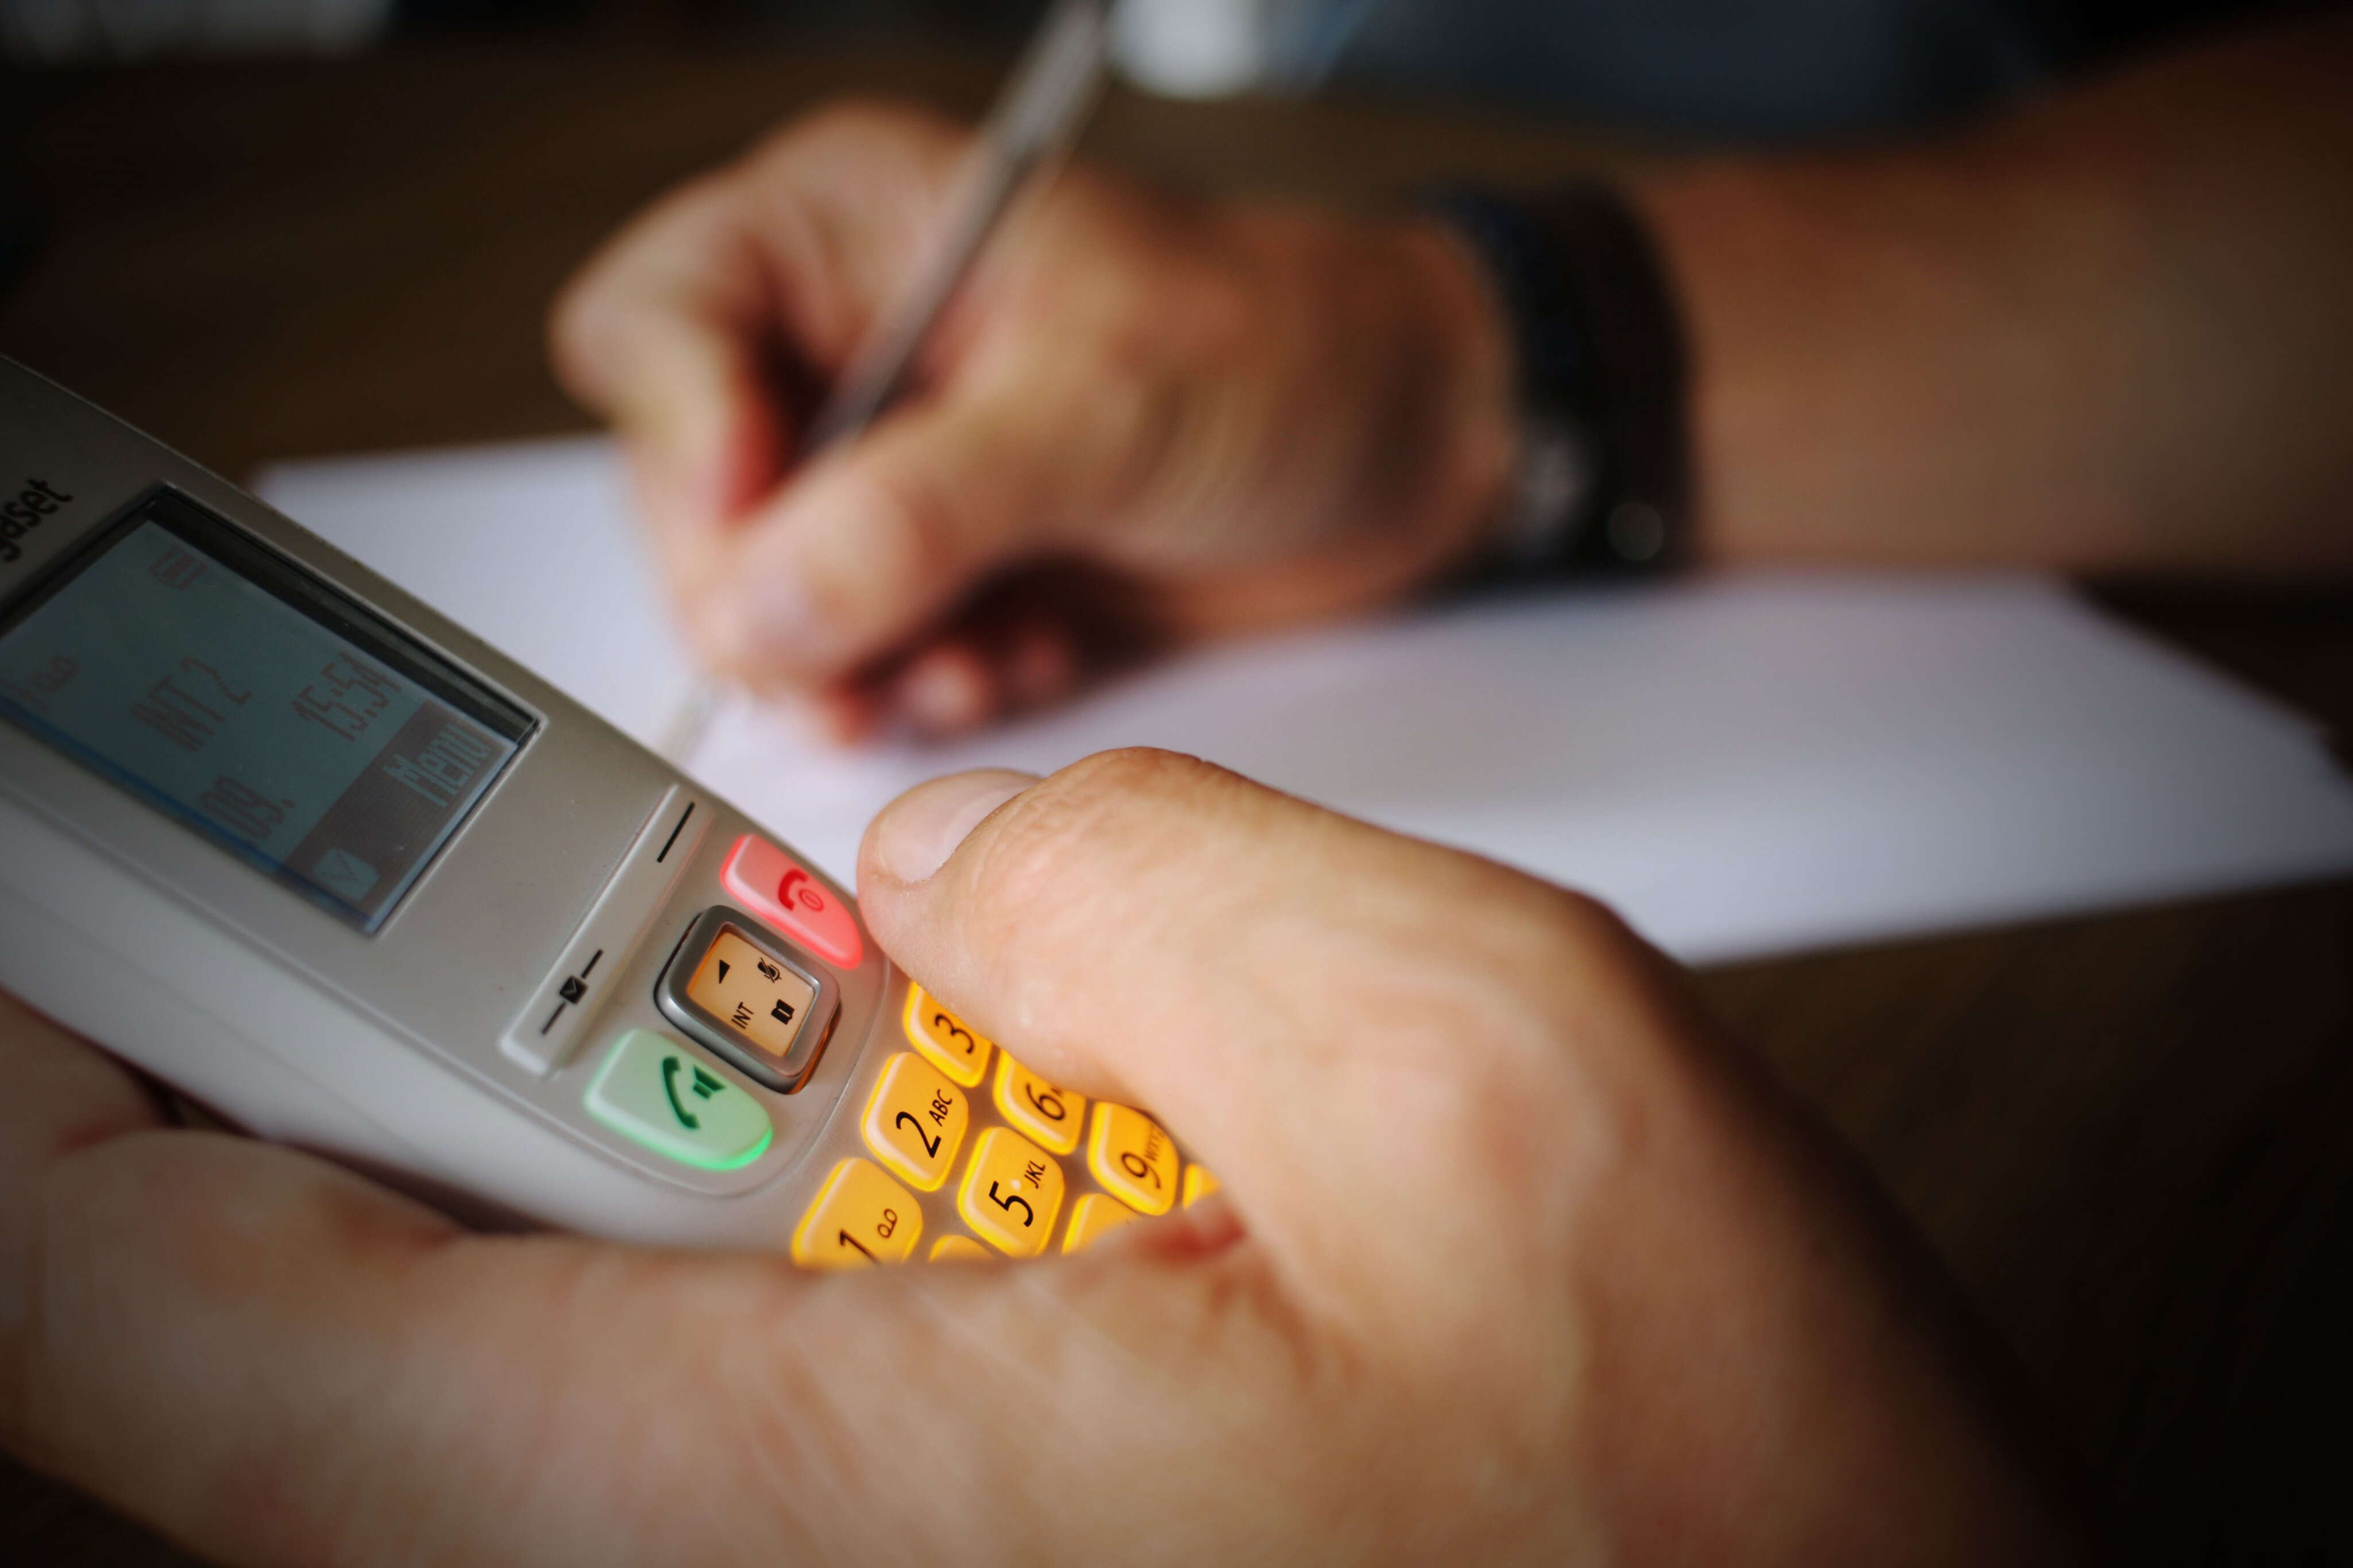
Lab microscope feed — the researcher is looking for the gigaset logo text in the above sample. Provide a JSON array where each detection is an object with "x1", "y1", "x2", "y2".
[{"x1": 0, "y1": 479, "x2": 73, "y2": 565}]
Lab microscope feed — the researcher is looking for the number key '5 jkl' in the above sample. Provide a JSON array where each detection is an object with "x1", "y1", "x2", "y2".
[{"x1": 957, "y1": 1127, "x2": 1067, "y2": 1258}]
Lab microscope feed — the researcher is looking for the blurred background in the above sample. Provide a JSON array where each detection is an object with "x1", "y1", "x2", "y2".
[
  {"x1": 0, "y1": 0, "x2": 2271, "y2": 136},
  {"x1": 2, "y1": 0, "x2": 2296, "y2": 467}
]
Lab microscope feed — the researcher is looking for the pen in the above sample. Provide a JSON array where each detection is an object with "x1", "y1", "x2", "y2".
[{"x1": 659, "y1": 0, "x2": 1112, "y2": 765}]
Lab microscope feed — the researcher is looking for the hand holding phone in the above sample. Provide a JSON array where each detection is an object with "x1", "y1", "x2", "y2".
[{"x1": 0, "y1": 751, "x2": 2081, "y2": 1565}]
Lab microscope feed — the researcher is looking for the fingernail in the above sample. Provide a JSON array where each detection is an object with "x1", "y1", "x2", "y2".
[
  {"x1": 897, "y1": 647, "x2": 994, "y2": 737},
  {"x1": 871, "y1": 770, "x2": 1038, "y2": 883}
]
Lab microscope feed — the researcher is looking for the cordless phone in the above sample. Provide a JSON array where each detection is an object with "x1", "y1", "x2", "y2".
[{"x1": 0, "y1": 360, "x2": 1208, "y2": 1266}]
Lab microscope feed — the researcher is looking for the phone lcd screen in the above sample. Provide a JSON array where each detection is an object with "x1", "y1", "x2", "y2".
[{"x1": 0, "y1": 490, "x2": 534, "y2": 932}]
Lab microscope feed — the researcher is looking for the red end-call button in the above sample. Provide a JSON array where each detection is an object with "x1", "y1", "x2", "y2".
[{"x1": 719, "y1": 835, "x2": 865, "y2": 970}]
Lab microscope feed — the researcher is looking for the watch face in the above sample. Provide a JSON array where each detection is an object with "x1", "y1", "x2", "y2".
[
  {"x1": 1495, "y1": 414, "x2": 1599, "y2": 566},
  {"x1": 1433, "y1": 188, "x2": 1689, "y2": 579}
]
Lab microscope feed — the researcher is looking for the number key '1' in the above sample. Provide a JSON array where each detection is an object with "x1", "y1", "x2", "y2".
[{"x1": 791, "y1": 1158, "x2": 921, "y2": 1270}]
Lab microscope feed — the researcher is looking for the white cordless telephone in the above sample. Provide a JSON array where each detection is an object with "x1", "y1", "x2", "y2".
[{"x1": 0, "y1": 359, "x2": 1204, "y2": 1268}]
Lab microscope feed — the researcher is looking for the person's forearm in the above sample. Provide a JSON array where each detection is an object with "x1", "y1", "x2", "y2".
[{"x1": 1633, "y1": 13, "x2": 2353, "y2": 575}]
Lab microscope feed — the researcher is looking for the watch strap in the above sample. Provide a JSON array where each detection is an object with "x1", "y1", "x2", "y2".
[{"x1": 1428, "y1": 183, "x2": 1693, "y2": 578}]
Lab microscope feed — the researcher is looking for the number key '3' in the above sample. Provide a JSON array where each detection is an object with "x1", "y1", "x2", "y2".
[{"x1": 904, "y1": 984, "x2": 993, "y2": 1088}]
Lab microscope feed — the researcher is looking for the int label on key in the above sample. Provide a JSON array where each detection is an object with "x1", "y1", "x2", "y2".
[{"x1": 686, "y1": 928, "x2": 817, "y2": 1062}]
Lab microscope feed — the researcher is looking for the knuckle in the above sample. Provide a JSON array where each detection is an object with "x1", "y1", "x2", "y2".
[
  {"x1": 1542, "y1": 883, "x2": 1640, "y2": 955},
  {"x1": 1055, "y1": 744, "x2": 1213, "y2": 805},
  {"x1": 546, "y1": 280, "x2": 626, "y2": 404},
  {"x1": 546, "y1": 172, "x2": 738, "y2": 397},
  {"x1": 962, "y1": 749, "x2": 1220, "y2": 948},
  {"x1": 545, "y1": 264, "x2": 616, "y2": 397},
  {"x1": 836, "y1": 454, "x2": 967, "y2": 598},
  {"x1": 1472, "y1": 877, "x2": 1653, "y2": 1005},
  {"x1": 746, "y1": 95, "x2": 963, "y2": 175},
  {"x1": 1032, "y1": 340, "x2": 1167, "y2": 476}
]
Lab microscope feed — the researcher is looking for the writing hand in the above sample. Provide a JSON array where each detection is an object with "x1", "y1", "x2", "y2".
[{"x1": 551, "y1": 103, "x2": 1515, "y2": 739}]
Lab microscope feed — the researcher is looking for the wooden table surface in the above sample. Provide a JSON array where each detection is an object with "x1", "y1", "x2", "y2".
[{"x1": 6, "y1": 42, "x2": 2351, "y2": 1563}]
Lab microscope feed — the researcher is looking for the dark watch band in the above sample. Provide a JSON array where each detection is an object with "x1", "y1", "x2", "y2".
[{"x1": 1426, "y1": 184, "x2": 1693, "y2": 580}]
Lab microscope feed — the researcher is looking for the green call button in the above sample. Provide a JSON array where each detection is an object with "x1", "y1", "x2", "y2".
[{"x1": 585, "y1": 1029, "x2": 774, "y2": 1171}]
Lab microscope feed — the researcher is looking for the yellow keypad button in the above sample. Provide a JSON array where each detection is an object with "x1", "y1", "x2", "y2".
[
  {"x1": 791, "y1": 1158, "x2": 921, "y2": 1271},
  {"x1": 956, "y1": 1126, "x2": 1066, "y2": 1258},
  {"x1": 1088, "y1": 1103, "x2": 1179, "y2": 1216},
  {"x1": 1061, "y1": 1192, "x2": 1140, "y2": 1254},
  {"x1": 1181, "y1": 1164, "x2": 1221, "y2": 1208},
  {"x1": 931, "y1": 1235, "x2": 992, "y2": 1263},
  {"x1": 904, "y1": 984, "x2": 992, "y2": 1088},
  {"x1": 860, "y1": 1052, "x2": 970, "y2": 1191},
  {"x1": 993, "y1": 1052, "x2": 1085, "y2": 1157}
]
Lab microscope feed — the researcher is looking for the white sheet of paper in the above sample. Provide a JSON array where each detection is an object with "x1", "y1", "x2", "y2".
[{"x1": 257, "y1": 437, "x2": 2353, "y2": 965}]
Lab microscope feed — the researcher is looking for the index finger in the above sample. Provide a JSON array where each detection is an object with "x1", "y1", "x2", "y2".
[
  {"x1": 549, "y1": 168, "x2": 793, "y2": 555},
  {"x1": 549, "y1": 102, "x2": 975, "y2": 550},
  {"x1": 0, "y1": 991, "x2": 163, "y2": 1274}
]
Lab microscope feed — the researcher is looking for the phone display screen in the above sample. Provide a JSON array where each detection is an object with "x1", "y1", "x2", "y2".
[{"x1": 0, "y1": 489, "x2": 534, "y2": 932}]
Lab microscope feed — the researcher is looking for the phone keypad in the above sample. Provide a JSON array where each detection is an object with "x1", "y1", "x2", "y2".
[
  {"x1": 861, "y1": 1052, "x2": 970, "y2": 1192},
  {"x1": 956, "y1": 1127, "x2": 1067, "y2": 1257},
  {"x1": 1087, "y1": 1103, "x2": 1179, "y2": 1217},
  {"x1": 904, "y1": 985, "x2": 992, "y2": 1088},
  {"x1": 793, "y1": 984, "x2": 1216, "y2": 1269},
  {"x1": 791, "y1": 1158, "x2": 922, "y2": 1270},
  {"x1": 993, "y1": 1052, "x2": 1084, "y2": 1156}
]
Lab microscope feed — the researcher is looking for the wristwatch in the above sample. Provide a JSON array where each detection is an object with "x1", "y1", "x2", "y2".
[{"x1": 1427, "y1": 184, "x2": 1694, "y2": 580}]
